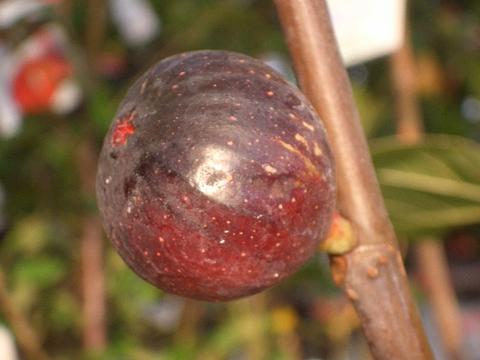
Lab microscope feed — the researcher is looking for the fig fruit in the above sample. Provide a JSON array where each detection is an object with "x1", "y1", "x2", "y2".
[{"x1": 96, "y1": 50, "x2": 335, "y2": 301}]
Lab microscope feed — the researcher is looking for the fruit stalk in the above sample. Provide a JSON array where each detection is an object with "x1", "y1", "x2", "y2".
[
  {"x1": 273, "y1": 0, "x2": 433, "y2": 358},
  {"x1": 390, "y1": 26, "x2": 462, "y2": 359}
]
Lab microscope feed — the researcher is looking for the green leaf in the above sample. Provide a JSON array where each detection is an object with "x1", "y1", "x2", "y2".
[
  {"x1": 353, "y1": 84, "x2": 388, "y2": 137},
  {"x1": 87, "y1": 84, "x2": 118, "y2": 134},
  {"x1": 12, "y1": 257, "x2": 65, "y2": 288},
  {"x1": 48, "y1": 291, "x2": 79, "y2": 331},
  {"x1": 3, "y1": 216, "x2": 49, "y2": 255},
  {"x1": 371, "y1": 135, "x2": 480, "y2": 236}
]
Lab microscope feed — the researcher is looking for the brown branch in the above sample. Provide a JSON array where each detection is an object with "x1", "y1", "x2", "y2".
[
  {"x1": 390, "y1": 29, "x2": 462, "y2": 360},
  {"x1": 0, "y1": 269, "x2": 48, "y2": 360},
  {"x1": 76, "y1": 140, "x2": 107, "y2": 351},
  {"x1": 173, "y1": 300, "x2": 203, "y2": 347},
  {"x1": 415, "y1": 240, "x2": 462, "y2": 360},
  {"x1": 231, "y1": 294, "x2": 268, "y2": 360},
  {"x1": 79, "y1": 215, "x2": 106, "y2": 351},
  {"x1": 242, "y1": 294, "x2": 268, "y2": 360},
  {"x1": 75, "y1": 0, "x2": 108, "y2": 352},
  {"x1": 389, "y1": 29, "x2": 423, "y2": 144},
  {"x1": 273, "y1": 0, "x2": 432, "y2": 358},
  {"x1": 85, "y1": 0, "x2": 107, "y2": 70}
]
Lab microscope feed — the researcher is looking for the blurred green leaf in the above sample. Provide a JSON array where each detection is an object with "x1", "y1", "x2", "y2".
[
  {"x1": 49, "y1": 291, "x2": 80, "y2": 331},
  {"x1": 353, "y1": 84, "x2": 388, "y2": 137},
  {"x1": 88, "y1": 84, "x2": 118, "y2": 134},
  {"x1": 371, "y1": 134, "x2": 480, "y2": 236},
  {"x1": 10, "y1": 255, "x2": 67, "y2": 311},
  {"x1": 12, "y1": 257, "x2": 65, "y2": 288},
  {"x1": 198, "y1": 299, "x2": 269, "y2": 359},
  {"x1": 3, "y1": 216, "x2": 49, "y2": 255}
]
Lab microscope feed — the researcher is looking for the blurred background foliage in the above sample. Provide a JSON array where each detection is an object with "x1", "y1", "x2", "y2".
[{"x1": 0, "y1": 0, "x2": 479, "y2": 359}]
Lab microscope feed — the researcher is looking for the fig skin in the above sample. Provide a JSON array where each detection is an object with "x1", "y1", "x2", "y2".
[{"x1": 96, "y1": 50, "x2": 335, "y2": 301}]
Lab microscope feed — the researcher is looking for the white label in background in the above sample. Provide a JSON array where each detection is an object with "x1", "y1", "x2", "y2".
[
  {"x1": 326, "y1": 0, "x2": 406, "y2": 66},
  {"x1": 0, "y1": 46, "x2": 22, "y2": 138},
  {"x1": 0, "y1": 325, "x2": 18, "y2": 360},
  {"x1": 109, "y1": 0, "x2": 161, "y2": 47},
  {"x1": 0, "y1": 0, "x2": 46, "y2": 29},
  {"x1": 51, "y1": 78, "x2": 82, "y2": 114}
]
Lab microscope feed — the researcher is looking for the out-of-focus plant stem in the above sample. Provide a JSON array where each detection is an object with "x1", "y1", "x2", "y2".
[
  {"x1": 174, "y1": 300, "x2": 203, "y2": 348},
  {"x1": 390, "y1": 25, "x2": 463, "y2": 360},
  {"x1": 78, "y1": 0, "x2": 107, "y2": 351},
  {"x1": 234, "y1": 293, "x2": 268, "y2": 360},
  {"x1": 76, "y1": 139, "x2": 106, "y2": 351},
  {"x1": 273, "y1": 0, "x2": 433, "y2": 358},
  {"x1": 416, "y1": 240, "x2": 462, "y2": 360},
  {"x1": 0, "y1": 268, "x2": 48, "y2": 360},
  {"x1": 86, "y1": 0, "x2": 107, "y2": 71}
]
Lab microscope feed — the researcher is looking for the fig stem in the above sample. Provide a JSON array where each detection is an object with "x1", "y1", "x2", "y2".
[
  {"x1": 274, "y1": 0, "x2": 433, "y2": 358},
  {"x1": 390, "y1": 24, "x2": 462, "y2": 359}
]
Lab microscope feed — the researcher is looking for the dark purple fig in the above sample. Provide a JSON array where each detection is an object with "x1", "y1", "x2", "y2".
[{"x1": 96, "y1": 50, "x2": 335, "y2": 301}]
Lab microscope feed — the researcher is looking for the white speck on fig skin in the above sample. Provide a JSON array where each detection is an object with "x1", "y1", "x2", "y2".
[
  {"x1": 262, "y1": 164, "x2": 277, "y2": 174},
  {"x1": 141, "y1": 80, "x2": 148, "y2": 95}
]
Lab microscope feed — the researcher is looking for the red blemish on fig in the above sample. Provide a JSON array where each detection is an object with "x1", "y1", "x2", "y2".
[{"x1": 111, "y1": 113, "x2": 135, "y2": 146}]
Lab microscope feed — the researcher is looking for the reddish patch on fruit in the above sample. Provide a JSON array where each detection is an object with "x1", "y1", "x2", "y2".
[
  {"x1": 111, "y1": 113, "x2": 135, "y2": 146},
  {"x1": 96, "y1": 51, "x2": 336, "y2": 301}
]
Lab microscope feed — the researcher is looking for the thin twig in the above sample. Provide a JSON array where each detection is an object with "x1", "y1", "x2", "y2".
[
  {"x1": 390, "y1": 29, "x2": 423, "y2": 144},
  {"x1": 229, "y1": 294, "x2": 268, "y2": 360},
  {"x1": 85, "y1": 0, "x2": 107, "y2": 69},
  {"x1": 242, "y1": 294, "x2": 268, "y2": 360},
  {"x1": 273, "y1": 0, "x2": 432, "y2": 358},
  {"x1": 79, "y1": 215, "x2": 106, "y2": 351},
  {"x1": 0, "y1": 268, "x2": 48, "y2": 360},
  {"x1": 174, "y1": 300, "x2": 203, "y2": 347},
  {"x1": 78, "y1": 0, "x2": 108, "y2": 351},
  {"x1": 390, "y1": 28, "x2": 463, "y2": 360},
  {"x1": 415, "y1": 240, "x2": 462, "y2": 360},
  {"x1": 76, "y1": 140, "x2": 107, "y2": 351}
]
